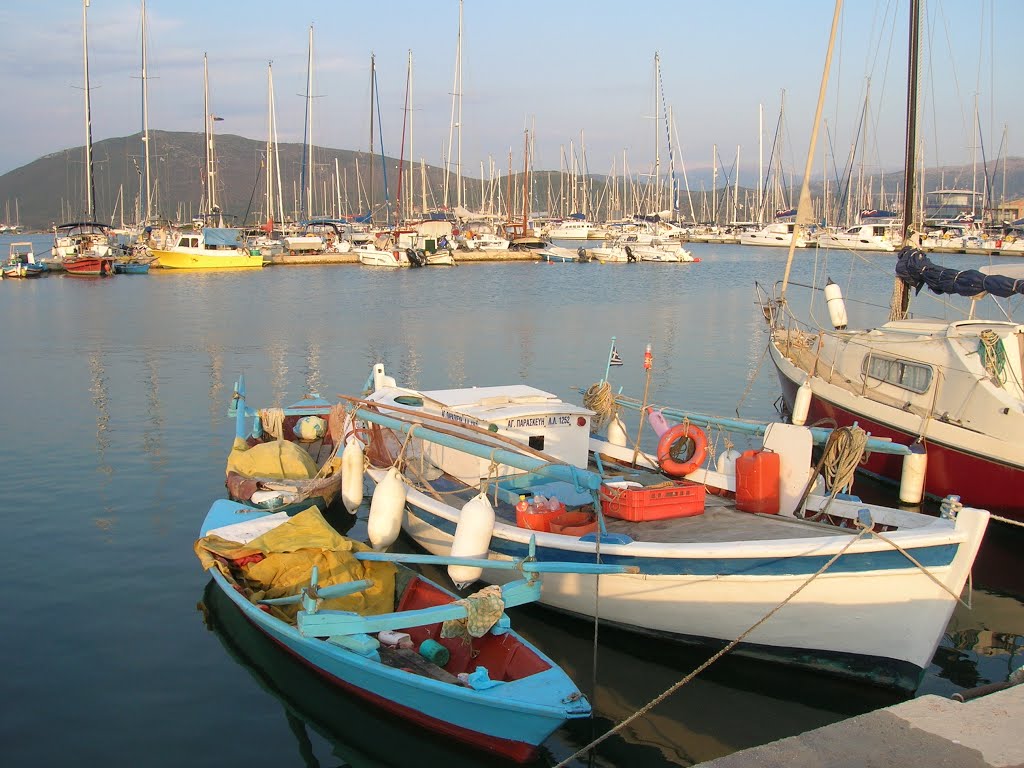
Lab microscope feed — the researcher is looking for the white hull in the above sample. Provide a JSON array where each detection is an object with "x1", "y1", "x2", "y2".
[{"x1": 382, "y1": 471, "x2": 985, "y2": 688}]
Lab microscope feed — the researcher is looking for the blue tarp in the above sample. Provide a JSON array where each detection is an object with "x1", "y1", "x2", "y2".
[
  {"x1": 895, "y1": 247, "x2": 1024, "y2": 299},
  {"x1": 203, "y1": 228, "x2": 242, "y2": 247}
]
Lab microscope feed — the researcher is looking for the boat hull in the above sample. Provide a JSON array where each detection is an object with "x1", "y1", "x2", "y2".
[
  {"x1": 770, "y1": 341, "x2": 1024, "y2": 519},
  {"x1": 63, "y1": 257, "x2": 116, "y2": 276},
  {"x1": 208, "y1": 569, "x2": 567, "y2": 762},
  {"x1": 390, "y1": 475, "x2": 986, "y2": 692},
  {"x1": 151, "y1": 249, "x2": 264, "y2": 269}
]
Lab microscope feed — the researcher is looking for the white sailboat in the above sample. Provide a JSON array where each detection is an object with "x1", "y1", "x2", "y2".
[{"x1": 764, "y1": 0, "x2": 1023, "y2": 519}]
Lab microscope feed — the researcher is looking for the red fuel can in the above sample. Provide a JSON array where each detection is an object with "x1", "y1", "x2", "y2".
[{"x1": 735, "y1": 450, "x2": 780, "y2": 514}]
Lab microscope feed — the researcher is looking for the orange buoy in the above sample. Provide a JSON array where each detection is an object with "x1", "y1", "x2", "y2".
[{"x1": 657, "y1": 424, "x2": 708, "y2": 477}]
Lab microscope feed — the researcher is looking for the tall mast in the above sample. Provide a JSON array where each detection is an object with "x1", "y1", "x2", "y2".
[
  {"x1": 300, "y1": 24, "x2": 314, "y2": 219},
  {"x1": 456, "y1": 0, "x2": 463, "y2": 208},
  {"x1": 82, "y1": 0, "x2": 96, "y2": 221},
  {"x1": 140, "y1": 0, "x2": 152, "y2": 222},
  {"x1": 203, "y1": 53, "x2": 215, "y2": 220},
  {"x1": 265, "y1": 62, "x2": 275, "y2": 225},
  {"x1": 779, "y1": 0, "x2": 843, "y2": 302},
  {"x1": 890, "y1": 0, "x2": 922, "y2": 320},
  {"x1": 395, "y1": 50, "x2": 411, "y2": 226},
  {"x1": 653, "y1": 52, "x2": 660, "y2": 214},
  {"x1": 368, "y1": 53, "x2": 375, "y2": 220},
  {"x1": 521, "y1": 129, "x2": 529, "y2": 229}
]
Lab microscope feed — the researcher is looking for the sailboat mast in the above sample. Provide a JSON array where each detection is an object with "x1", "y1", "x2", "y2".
[
  {"x1": 82, "y1": 0, "x2": 96, "y2": 221},
  {"x1": 265, "y1": 62, "x2": 275, "y2": 224},
  {"x1": 300, "y1": 25, "x2": 314, "y2": 219},
  {"x1": 202, "y1": 53, "x2": 218, "y2": 220},
  {"x1": 456, "y1": 0, "x2": 463, "y2": 209},
  {"x1": 141, "y1": 0, "x2": 152, "y2": 222},
  {"x1": 779, "y1": 0, "x2": 843, "y2": 302},
  {"x1": 368, "y1": 53, "x2": 375, "y2": 220},
  {"x1": 654, "y1": 52, "x2": 660, "y2": 214},
  {"x1": 395, "y1": 50, "x2": 411, "y2": 226},
  {"x1": 900, "y1": 0, "x2": 920, "y2": 242},
  {"x1": 890, "y1": 0, "x2": 921, "y2": 321}
]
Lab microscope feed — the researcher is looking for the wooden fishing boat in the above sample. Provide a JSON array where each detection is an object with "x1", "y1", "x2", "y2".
[
  {"x1": 225, "y1": 376, "x2": 345, "y2": 514},
  {"x1": 196, "y1": 501, "x2": 601, "y2": 762},
  {"x1": 347, "y1": 362, "x2": 989, "y2": 692},
  {"x1": 3, "y1": 242, "x2": 46, "y2": 278},
  {"x1": 151, "y1": 228, "x2": 264, "y2": 269},
  {"x1": 64, "y1": 254, "x2": 116, "y2": 276}
]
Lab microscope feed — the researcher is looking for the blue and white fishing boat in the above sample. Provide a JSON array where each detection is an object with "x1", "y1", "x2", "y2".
[
  {"x1": 538, "y1": 245, "x2": 591, "y2": 263},
  {"x1": 350, "y1": 363, "x2": 989, "y2": 692},
  {"x1": 196, "y1": 500, "x2": 615, "y2": 762}
]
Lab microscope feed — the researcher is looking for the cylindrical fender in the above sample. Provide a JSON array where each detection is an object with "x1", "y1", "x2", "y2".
[{"x1": 657, "y1": 423, "x2": 708, "y2": 477}]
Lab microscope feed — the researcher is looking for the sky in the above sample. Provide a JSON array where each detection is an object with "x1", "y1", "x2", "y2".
[{"x1": 0, "y1": 0, "x2": 1020, "y2": 186}]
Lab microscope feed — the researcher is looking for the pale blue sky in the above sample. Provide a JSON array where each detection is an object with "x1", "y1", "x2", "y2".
[{"x1": 0, "y1": 0, "x2": 1018, "y2": 183}]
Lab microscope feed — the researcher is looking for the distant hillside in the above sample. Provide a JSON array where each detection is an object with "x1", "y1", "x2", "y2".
[{"x1": 2, "y1": 130, "x2": 1023, "y2": 230}]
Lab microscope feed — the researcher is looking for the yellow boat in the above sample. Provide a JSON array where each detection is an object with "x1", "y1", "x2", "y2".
[{"x1": 152, "y1": 228, "x2": 265, "y2": 270}]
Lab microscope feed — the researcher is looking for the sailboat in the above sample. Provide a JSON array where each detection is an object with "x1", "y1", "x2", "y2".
[
  {"x1": 61, "y1": 0, "x2": 117, "y2": 277},
  {"x1": 150, "y1": 55, "x2": 263, "y2": 270},
  {"x1": 764, "y1": 0, "x2": 1024, "y2": 520}
]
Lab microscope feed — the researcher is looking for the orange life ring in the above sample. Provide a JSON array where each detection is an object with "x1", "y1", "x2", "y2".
[{"x1": 657, "y1": 424, "x2": 708, "y2": 477}]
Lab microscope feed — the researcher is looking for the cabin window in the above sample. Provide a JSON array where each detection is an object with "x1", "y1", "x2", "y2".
[
  {"x1": 528, "y1": 435, "x2": 545, "y2": 451},
  {"x1": 862, "y1": 354, "x2": 932, "y2": 394}
]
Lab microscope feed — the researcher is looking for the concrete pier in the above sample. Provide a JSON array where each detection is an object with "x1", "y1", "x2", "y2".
[
  {"x1": 695, "y1": 686, "x2": 1024, "y2": 768},
  {"x1": 265, "y1": 248, "x2": 539, "y2": 266}
]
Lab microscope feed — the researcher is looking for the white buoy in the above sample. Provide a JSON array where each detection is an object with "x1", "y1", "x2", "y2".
[
  {"x1": 716, "y1": 448, "x2": 742, "y2": 477},
  {"x1": 448, "y1": 492, "x2": 496, "y2": 588},
  {"x1": 899, "y1": 444, "x2": 928, "y2": 505},
  {"x1": 341, "y1": 437, "x2": 365, "y2": 514},
  {"x1": 607, "y1": 415, "x2": 628, "y2": 447},
  {"x1": 792, "y1": 378, "x2": 813, "y2": 426},
  {"x1": 367, "y1": 467, "x2": 406, "y2": 550},
  {"x1": 824, "y1": 279, "x2": 848, "y2": 330}
]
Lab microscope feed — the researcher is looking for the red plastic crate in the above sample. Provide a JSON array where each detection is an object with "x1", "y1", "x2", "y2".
[{"x1": 600, "y1": 481, "x2": 705, "y2": 521}]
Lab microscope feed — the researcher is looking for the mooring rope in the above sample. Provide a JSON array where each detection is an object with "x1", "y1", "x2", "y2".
[{"x1": 553, "y1": 526, "x2": 871, "y2": 768}]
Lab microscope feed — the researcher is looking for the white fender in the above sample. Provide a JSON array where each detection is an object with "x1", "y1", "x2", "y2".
[
  {"x1": 367, "y1": 467, "x2": 406, "y2": 550},
  {"x1": 792, "y1": 378, "x2": 813, "y2": 426},
  {"x1": 341, "y1": 437, "x2": 365, "y2": 514},
  {"x1": 899, "y1": 444, "x2": 928, "y2": 505},
  {"x1": 716, "y1": 448, "x2": 742, "y2": 477},
  {"x1": 824, "y1": 280, "x2": 848, "y2": 330},
  {"x1": 607, "y1": 415, "x2": 628, "y2": 447},
  {"x1": 448, "y1": 492, "x2": 495, "y2": 588}
]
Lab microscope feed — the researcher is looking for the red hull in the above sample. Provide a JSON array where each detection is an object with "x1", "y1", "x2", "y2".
[
  {"x1": 776, "y1": 373, "x2": 1023, "y2": 520},
  {"x1": 64, "y1": 257, "x2": 115, "y2": 276}
]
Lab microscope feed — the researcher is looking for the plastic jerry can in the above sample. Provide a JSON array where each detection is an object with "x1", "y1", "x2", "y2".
[{"x1": 735, "y1": 450, "x2": 780, "y2": 514}]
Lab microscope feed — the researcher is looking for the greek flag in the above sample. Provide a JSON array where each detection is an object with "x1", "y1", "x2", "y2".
[{"x1": 610, "y1": 347, "x2": 623, "y2": 366}]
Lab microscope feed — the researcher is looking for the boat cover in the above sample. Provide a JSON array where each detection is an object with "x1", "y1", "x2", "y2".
[
  {"x1": 226, "y1": 439, "x2": 318, "y2": 480},
  {"x1": 202, "y1": 227, "x2": 242, "y2": 246},
  {"x1": 195, "y1": 506, "x2": 396, "y2": 621},
  {"x1": 895, "y1": 247, "x2": 1024, "y2": 299}
]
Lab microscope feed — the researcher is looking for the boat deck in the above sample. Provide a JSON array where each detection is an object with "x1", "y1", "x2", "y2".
[{"x1": 601, "y1": 495, "x2": 848, "y2": 543}]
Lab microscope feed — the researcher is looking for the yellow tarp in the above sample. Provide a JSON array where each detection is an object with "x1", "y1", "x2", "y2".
[
  {"x1": 195, "y1": 507, "x2": 396, "y2": 622},
  {"x1": 226, "y1": 439, "x2": 319, "y2": 480}
]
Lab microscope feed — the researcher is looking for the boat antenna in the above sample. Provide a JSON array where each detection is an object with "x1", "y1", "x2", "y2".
[{"x1": 779, "y1": 0, "x2": 843, "y2": 305}]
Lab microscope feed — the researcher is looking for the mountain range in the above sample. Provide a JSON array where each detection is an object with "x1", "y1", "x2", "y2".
[{"x1": 1, "y1": 130, "x2": 1022, "y2": 231}]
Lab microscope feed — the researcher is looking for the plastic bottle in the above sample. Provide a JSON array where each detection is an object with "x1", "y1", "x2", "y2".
[
  {"x1": 515, "y1": 495, "x2": 530, "y2": 515},
  {"x1": 547, "y1": 495, "x2": 562, "y2": 513},
  {"x1": 532, "y1": 495, "x2": 547, "y2": 513}
]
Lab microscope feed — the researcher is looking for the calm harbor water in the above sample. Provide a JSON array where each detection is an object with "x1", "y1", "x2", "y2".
[{"x1": 2, "y1": 233, "x2": 1022, "y2": 767}]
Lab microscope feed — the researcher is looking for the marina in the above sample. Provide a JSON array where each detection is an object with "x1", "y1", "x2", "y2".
[
  {"x1": 2, "y1": 231, "x2": 1022, "y2": 766},
  {"x1": 2, "y1": 0, "x2": 1023, "y2": 764}
]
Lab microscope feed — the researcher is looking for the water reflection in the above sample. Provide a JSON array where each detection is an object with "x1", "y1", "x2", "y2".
[
  {"x1": 269, "y1": 341, "x2": 288, "y2": 406},
  {"x1": 207, "y1": 343, "x2": 224, "y2": 427},
  {"x1": 142, "y1": 354, "x2": 164, "y2": 466},
  {"x1": 304, "y1": 339, "x2": 323, "y2": 396}
]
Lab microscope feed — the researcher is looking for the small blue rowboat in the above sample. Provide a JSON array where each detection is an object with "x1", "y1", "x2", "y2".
[{"x1": 197, "y1": 500, "x2": 628, "y2": 762}]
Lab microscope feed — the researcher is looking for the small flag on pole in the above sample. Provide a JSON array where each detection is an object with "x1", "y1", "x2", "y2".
[{"x1": 610, "y1": 347, "x2": 623, "y2": 366}]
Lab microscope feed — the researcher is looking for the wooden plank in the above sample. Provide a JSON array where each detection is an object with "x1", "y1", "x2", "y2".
[{"x1": 377, "y1": 646, "x2": 464, "y2": 686}]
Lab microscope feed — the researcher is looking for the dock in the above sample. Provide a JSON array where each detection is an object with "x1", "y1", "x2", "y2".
[
  {"x1": 265, "y1": 249, "x2": 541, "y2": 266},
  {"x1": 694, "y1": 685, "x2": 1024, "y2": 768}
]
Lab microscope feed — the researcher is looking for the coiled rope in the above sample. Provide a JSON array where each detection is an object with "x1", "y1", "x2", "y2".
[
  {"x1": 821, "y1": 425, "x2": 869, "y2": 493},
  {"x1": 583, "y1": 380, "x2": 616, "y2": 431},
  {"x1": 979, "y1": 330, "x2": 1007, "y2": 385}
]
